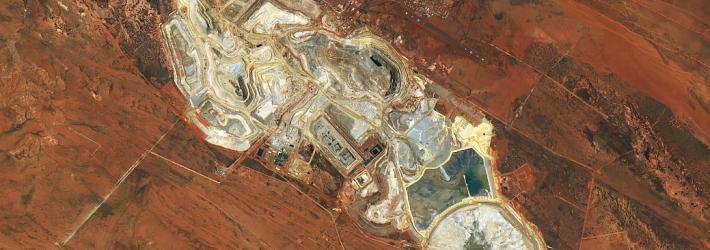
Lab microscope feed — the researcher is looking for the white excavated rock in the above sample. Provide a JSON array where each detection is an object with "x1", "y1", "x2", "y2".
[
  {"x1": 242, "y1": 2, "x2": 309, "y2": 34},
  {"x1": 428, "y1": 204, "x2": 532, "y2": 250}
]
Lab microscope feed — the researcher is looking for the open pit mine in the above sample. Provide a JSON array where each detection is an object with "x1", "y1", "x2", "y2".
[
  {"x1": 162, "y1": 0, "x2": 544, "y2": 248},
  {"x1": 1, "y1": 0, "x2": 708, "y2": 249}
]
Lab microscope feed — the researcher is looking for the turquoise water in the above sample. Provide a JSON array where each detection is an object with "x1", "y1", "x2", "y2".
[
  {"x1": 464, "y1": 166, "x2": 486, "y2": 196},
  {"x1": 441, "y1": 148, "x2": 489, "y2": 196},
  {"x1": 407, "y1": 148, "x2": 491, "y2": 230}
]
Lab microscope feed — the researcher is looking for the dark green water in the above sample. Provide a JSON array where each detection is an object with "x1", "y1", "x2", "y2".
[
  {"x1": 407, "y1": 148, "x2": 491, "y2": 230},
  {"x1": 464, "y1": 165, "x2": 486, "y2": 196},
  {"x1": 442, "y1": 148, "x2": 489, "y2": 196}
]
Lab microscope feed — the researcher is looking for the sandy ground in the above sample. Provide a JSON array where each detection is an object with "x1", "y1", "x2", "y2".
[
  {"x1": 1, "y1": 0, "x2": 708, "y2": 248},
  {"x1": 0, "y1": 0, "x2": 395, "y2": 248},
  {"x1": 319, "y1": 0, "x2": 710, "y2": 248}
]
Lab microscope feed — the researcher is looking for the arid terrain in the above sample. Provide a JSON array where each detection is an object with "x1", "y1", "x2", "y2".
[
  {"x1": 0, "y1": 0, "x2": 395, "y2": 248},
  {"x1": 0, "y1": 0, "x2": 708, "y2": 249},
  {"x1": 320, "y1": 0, "x2": 710, "y2": 248}
]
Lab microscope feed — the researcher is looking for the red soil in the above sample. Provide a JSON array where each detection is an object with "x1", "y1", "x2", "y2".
[
  {"x1": 318, "y1": 0, "x2": 710, "y2": 248},
  {"x1": 0, "y1": 0, "x2": 392, "y2": 248}
]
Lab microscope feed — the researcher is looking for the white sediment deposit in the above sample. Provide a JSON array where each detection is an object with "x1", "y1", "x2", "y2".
[{"x1": 428, "y1": 204, "x2": 533, "y2": 250}]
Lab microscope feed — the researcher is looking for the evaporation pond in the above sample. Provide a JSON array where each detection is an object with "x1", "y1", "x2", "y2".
[{"x1": 406, "y1": 148, "x2": 490, "y2": 230}]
